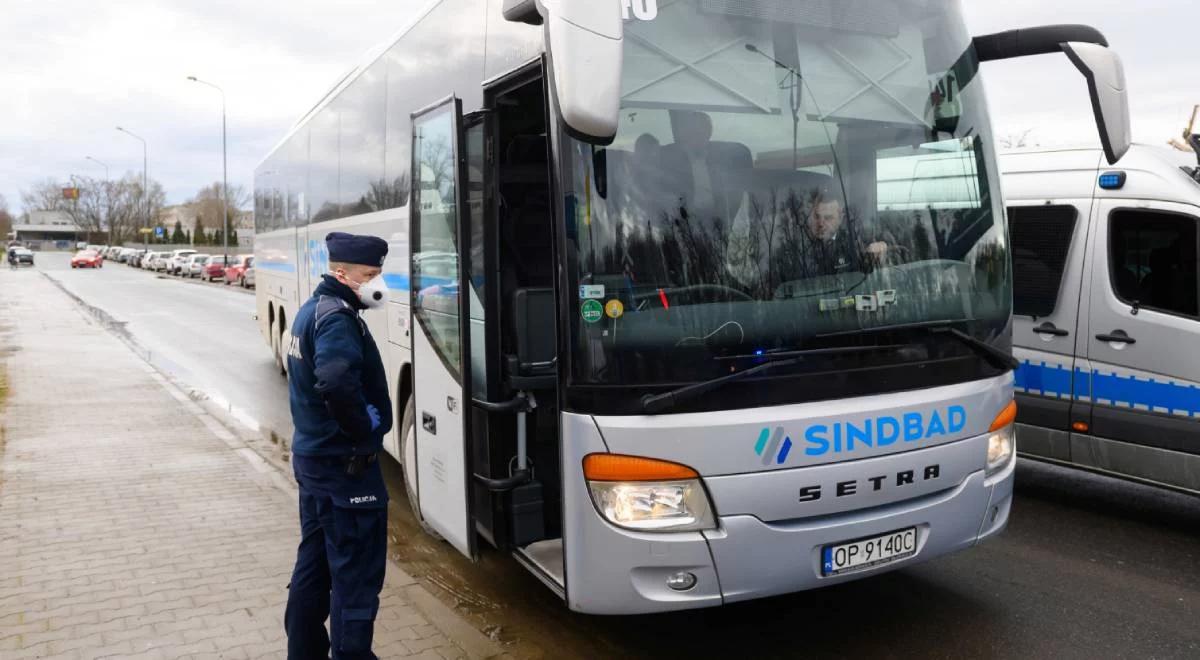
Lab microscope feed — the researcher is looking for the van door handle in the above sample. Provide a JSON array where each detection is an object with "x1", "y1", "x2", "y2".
[
  {"x1": 1095, "y1": 330, "x2": 1136, "y2": 345},
  {"x1": 1033, "y1": 322, "x2": 1069, "y2": 337}
]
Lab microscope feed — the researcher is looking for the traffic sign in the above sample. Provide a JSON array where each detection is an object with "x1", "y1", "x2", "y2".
[
  {"x1": 155, "y1": 226, "x2": 165, "y2": 238},
  {"x1": 139, "y1": 228, "x2": 153, "y2": 234}
]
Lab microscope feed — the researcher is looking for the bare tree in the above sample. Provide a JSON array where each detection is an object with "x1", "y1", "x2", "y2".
[
  {"x1": 189, "y1": 182, "x2": 250, "y2": 230},
  {"x1": 999, "y1": 128, "x2": 1036, "y2": 150},
  {"x1": 20, "y1": 174, "x2": 165, "y2": 244},
  {"x1": 0, "y1": 193, "x2": 12, "y2": 240}
]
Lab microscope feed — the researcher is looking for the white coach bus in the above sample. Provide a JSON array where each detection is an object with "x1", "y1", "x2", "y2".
[{"x1": 256, "y1": 0, "x2": 1131, "y2": 614}]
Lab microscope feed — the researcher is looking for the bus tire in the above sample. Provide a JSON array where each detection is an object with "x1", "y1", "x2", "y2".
[
  {"x1": 401, "y1": 396, "x2": 442, "y2": 541},
  {"x1": 274, "y1": 327, "x2": 287, "y2": 378}
]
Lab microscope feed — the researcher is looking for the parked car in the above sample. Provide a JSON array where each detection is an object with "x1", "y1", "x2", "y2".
[
  {"x1": 143, "y1": 251, "x2": 164, "y2": 270},
  {"x1": 223, "y1": 255, "x2": 253, "y2": 286},
  {"x1": 167, "y1": 249, "x2": 197, "y2": 275},
  {"x1": 11, "y1": 247, "x2": 34, "y2": 266},
  {"x1": 151, "y1": 252, "x2": 173, "y2": 272},
  {"x1": 107, "y1": 246, "x2": 124, "y2": 261},
  {"x1": 201, "y1": 255, "x2": 235, "y2": 282},
  {"x1": 129, "y1": 250, "x2": 149, "y2": 268},
  {"x1": 70, "y1": 250, "x2": 103, "y2": 269},
  {"x1": 76, "y1": 241, "x2": 88, "y2": 250},
  {"x1": 243, "y1": 265, "x2": 255, "y2": 289},
  {"x1": 185, "y1": 254, "x2": 211, "y2": 278},
  {"x1": 117, "y1": 247, "x2": 137, "y2": 263}
]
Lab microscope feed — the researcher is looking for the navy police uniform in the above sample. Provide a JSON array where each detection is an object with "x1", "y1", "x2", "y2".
[{"x1": 285, "y1": 233, "x2": 393, "y2": 660}]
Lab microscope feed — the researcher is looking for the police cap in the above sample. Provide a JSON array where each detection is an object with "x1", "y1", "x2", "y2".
[{"x1": 326, "y1": 232, "x2": 388, "y2": 267}]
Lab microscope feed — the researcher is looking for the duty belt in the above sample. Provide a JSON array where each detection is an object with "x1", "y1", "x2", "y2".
[{"x1": 345, "y1": 452, "x2": 378, "y2": 477}]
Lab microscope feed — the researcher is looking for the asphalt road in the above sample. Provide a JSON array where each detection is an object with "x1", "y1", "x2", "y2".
[{"x1": 33, "y1": 252, "x2": 1200, "y2": 659}]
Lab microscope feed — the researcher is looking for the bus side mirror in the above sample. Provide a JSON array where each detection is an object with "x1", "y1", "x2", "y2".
[
  {"x1": 973, "y1": 24, "x2": 1131, "y2": 165},
  {"x1": 533, "y1": 0, "x2": 623, "y2": 145},
  {"x1": 1062, "y1": 42, "x2": 1131, "y2": 165},
  {"x1": 502, "y1": 0, "x2": 542, "y2": 25}
]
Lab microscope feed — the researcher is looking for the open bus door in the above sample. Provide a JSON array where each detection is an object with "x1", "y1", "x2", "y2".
[{"x1": 409, "y1": 98, "x2": 477, "y2": 558}]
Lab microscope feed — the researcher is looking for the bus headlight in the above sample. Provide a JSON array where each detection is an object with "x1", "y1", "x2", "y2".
[
  {"x1": 986, "y1": 425, "x2": 1015, "y2": 478},
  {"x1": 985, "y1": 401, "x2": 1018, "y2": 479},
  {"x1": 588, "y1": 480, "x2": 715, "y2": 531},
  {"x1": 583, "y1": 454, "x2": 716, "y2": 532}
]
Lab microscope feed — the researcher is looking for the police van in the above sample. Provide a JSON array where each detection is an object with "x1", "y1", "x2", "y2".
[{"x1": 1003, "y1": 144, "x2": 1200, "y2": 494}]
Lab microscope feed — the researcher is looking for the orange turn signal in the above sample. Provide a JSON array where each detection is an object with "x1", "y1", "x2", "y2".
[
  {"x1": 1072, "y1": 421, "x2": 1090, "y2": 433},
  {"x1": 990, "y1": 400, "x2": 1018, "y2": 432},
  {"x1": 583, "y1": 454, "x2": 700, "y2": 482}
]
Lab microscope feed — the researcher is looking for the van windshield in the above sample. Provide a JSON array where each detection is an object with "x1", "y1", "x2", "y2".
[{"x1": 560, "y1": 0, "x2": 1010, "y2": 413}]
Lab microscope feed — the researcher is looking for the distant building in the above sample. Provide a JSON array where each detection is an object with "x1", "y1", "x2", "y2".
[{"x1": 11, "y1": 210, "x2": 90, "y2": 245}]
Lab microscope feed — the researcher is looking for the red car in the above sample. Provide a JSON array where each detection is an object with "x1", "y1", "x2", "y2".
[
  {"x1": 223, "y1": 255, "x2": 254, "y2": 287},
  {"x1": 70, "y1": 250, "x2": 103, "y2": 269},
  {"x1": 201, "y1": 255, "x2": 237, "y2": 282}
]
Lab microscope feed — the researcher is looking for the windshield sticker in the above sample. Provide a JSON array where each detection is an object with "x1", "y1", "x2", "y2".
[
  {"x1": 621, "y1": 0, "x2": 657, "y2": 21},
  {"x1": 605, "y1": 300, "x2": 625, "y2": 319},
  {"x1": 819, "y1": 299, "x2": 841, "y2": 313},
  {"x1": 579, "y1": 284, "x2": 606, "y2": 300},
  {"x1": 581, "y1": 299, "x2": 604, "y2": 324}
]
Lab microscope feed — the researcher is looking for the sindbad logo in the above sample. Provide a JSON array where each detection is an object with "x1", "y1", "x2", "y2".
[{"x1": 755, "y1": 406, "x2": 969, "y2": 465}]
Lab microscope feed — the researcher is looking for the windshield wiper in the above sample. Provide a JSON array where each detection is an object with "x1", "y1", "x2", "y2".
[
  {"x1": 641, "y1": 344, "x2": 909, "y2": 414},
  {"x1": 641, "y1": 356, "x2": 801, "y2": 414},
  {"x1": 818, "y1": 320, "x2": 1019, "y2": 371},
  {"x1": 716, "y1": 343, "x2": 913, "y2": 361}
]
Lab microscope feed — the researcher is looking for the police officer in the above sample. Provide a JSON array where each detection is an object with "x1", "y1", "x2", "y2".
[{"x1": 284, "y1": 232, "x2": 393, "y2": 660}]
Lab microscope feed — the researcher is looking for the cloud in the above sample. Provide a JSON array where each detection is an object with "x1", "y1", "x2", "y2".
[
  {"x1": 0, "y1": 0, "x2": 425, "y2": 211},
  {"x1": 962, "y1": 0, "x2": 1197, "y2": 148},
  {"x1": 2, "y1": 1, "x2": 1194, "y2": 214}
]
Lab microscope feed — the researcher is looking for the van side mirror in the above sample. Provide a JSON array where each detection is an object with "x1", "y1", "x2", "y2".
[
  {"x1": 973, "y1": 24, "x2": 1131, "y2": 165},
  {"x1": 514, "y1": 0, "x2": 623, "y2": 144}
]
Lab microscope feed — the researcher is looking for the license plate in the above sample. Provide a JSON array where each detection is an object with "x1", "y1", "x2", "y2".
[{"x1": 822, "y1": 527, "x2": 917, "y2": 576}]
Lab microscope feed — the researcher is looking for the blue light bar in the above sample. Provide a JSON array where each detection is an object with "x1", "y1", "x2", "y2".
[{"x1": 1099, "y1": 171, "x2": 1127, "y2": 190}]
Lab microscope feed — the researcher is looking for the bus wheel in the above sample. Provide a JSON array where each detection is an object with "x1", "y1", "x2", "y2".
[
  {"x1": 274, "y1": 329, "x2": 287, "y2": 377},
  {"x1": 401, "y1": 396, "x2": 442, "y2": 541}
]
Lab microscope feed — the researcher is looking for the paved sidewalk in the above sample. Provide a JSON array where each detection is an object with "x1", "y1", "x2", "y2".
[{"x1": 0, "y1": 269, "x2": 499, "y2": 659}]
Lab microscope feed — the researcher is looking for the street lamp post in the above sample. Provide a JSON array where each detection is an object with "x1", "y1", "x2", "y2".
[
  {"x1": 85, "y1": 156, "x2": 110, "y2": 241},
  {"x1": 85, "y1": 156, "x2": 110, "y2": 181},
  {"x1": 187, "y1": 76, "x2": 229, "y2": 264},
  {"x1": 115, "y1": 127, "x2": 149, "y2": 250}
]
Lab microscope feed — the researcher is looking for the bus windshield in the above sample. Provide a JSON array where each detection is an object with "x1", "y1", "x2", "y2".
[{"x1": 561, "y1": 0, "x2": 1010, "y2": 413}]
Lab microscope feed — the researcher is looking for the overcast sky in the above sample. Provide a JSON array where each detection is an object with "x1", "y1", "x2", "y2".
[{"x1": 2, "y1": 0, "x2": 1195, "y2": 213}]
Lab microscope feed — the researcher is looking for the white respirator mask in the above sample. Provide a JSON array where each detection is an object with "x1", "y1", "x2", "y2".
[{"x1": 355, "y1": 275, "x2": 389, "y2": 309}]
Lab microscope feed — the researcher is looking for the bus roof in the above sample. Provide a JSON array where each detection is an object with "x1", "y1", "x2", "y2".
[{"x1": 258, "y1": 0, "x2": 445, "y2": 170}]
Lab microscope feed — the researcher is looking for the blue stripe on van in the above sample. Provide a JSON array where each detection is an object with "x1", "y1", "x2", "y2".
[
  {"x1": 1015, "y1": 361, "x2": 1200, "y2": 418},
  {"x1": 256, "y1": 262, "x2": 296, "y2": 273}
]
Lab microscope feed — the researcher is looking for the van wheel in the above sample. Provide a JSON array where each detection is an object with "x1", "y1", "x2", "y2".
[{"x1": 401, "y1": 396, "x2": 442, "y2": 541}]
